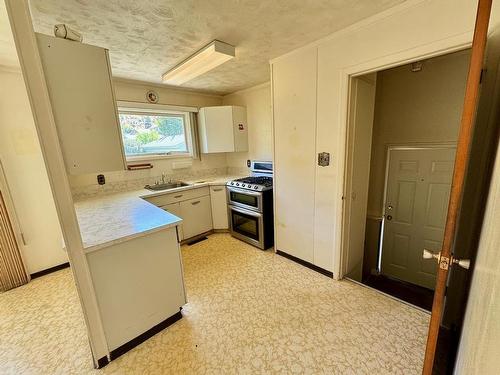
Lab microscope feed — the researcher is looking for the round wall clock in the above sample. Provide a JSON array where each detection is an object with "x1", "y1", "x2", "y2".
[{"x1": 146, "y1": 90, "x2": 159, "y2": 104}]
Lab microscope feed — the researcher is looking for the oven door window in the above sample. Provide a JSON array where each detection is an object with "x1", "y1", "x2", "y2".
[
  {"x1": 230, "y1": 191, "x2": 259, "y2": 209},
  {"x1": 231, "y1": 209, "x2": 260, "y2": 241}
]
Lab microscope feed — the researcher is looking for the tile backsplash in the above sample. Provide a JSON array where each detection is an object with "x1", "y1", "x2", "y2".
[{"x1": 70, "y1": 166, "x2": 232, "y2": 200}]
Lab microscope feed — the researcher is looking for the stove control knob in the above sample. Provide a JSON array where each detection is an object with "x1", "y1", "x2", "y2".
[
  {"x1": 230, "y1": 182, "x2": 234, "y2": 185},
  {"x1": 236, "y1": 183, "x2": 240, "y2": 186},
  {"x1": 254, "y1": 186, "x2": 258, "y2": 190},
  {"x1": 242, "y1": 184, "x2": 246, "y2": 187}
]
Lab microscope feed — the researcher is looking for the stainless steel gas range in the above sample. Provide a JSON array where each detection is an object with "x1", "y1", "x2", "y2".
[{"x1": 226, "y1": 161, "x2": 274, "y2": 249}]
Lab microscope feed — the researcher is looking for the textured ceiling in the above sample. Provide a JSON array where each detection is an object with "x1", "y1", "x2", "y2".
[{"x1": 29, "y1": 0, "x2": 406, "y2": 95}]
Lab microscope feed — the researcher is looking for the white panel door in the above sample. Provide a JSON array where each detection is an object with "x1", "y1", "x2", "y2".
[
  {"x1": 272, "y1": 49, "x2": 317, "y2": 263},
  {"x1": 381, "y1": 148, "x2": 455, "y2": 289}
]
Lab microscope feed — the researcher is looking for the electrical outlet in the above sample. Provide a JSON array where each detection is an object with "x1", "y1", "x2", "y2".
[
  {"x1": 247, "y1": 160, "x2": 251, "y2": 167},
  {"x1": 97, "y1": 174, "x2": 105, "y2": 185}
]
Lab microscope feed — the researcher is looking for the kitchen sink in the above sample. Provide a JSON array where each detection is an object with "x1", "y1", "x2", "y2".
[{"x1": 144, "y1": 181, "x2": 191, "y2": 191}]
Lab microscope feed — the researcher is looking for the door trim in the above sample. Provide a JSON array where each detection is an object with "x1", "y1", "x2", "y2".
[
  {"x1": 338, "y1": 43, "x2": 473, "y2": 280},
  {"x1": 378, "y1": 143, "x2": 457, "y2": 273}
]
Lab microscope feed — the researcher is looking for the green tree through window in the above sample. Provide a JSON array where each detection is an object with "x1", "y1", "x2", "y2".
[
  {"x1": 118, "y1": 111, "x2": 188, "y2": 157},
  {"x1": 157, "y1": 116, "x2": 184, "y2": 137}
]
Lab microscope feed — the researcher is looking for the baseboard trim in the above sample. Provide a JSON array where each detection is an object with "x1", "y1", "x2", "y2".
[
  {"x1": 30, "y1": 262, "x2": 70, "y2": 279},
  {"x1": 109, "y1": 310, "x2": 183, "y2": 361},
  {"x1": 276, "y1": 250, "x2": 334, "y2": 278},
  {"x1": 96, "y1": 356, "x2": 109, "y2": 369}
]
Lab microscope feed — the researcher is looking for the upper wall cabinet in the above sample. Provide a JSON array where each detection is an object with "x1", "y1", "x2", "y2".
[
  {"x1": 198, "y1": 106, "x2": 248, "y2": 153},
  {"x1": 36, "y1": 33, "x2": 126, "y2": 175}
]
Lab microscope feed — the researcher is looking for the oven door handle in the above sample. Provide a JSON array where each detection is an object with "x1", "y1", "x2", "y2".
[
  {"x1": 227, "y1": 187, "x2": 262, "y2": 196},
  {"x1": 230, "y1": 205, "x2": 263, "y2": 217}
]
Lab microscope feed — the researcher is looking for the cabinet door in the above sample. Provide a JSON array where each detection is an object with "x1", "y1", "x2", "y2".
[
  {"x1": 180, "y1": 195, "x2": 213, "y2": 239},
  {"x1": 210, "y1": 185, "x2": 228, "y2": 229},
  {"x1": 162, "y1": 202, "x2": 184, "y2": 241},
  {"x1": 199, "y1": 106, "x2": 234, "y2": 153},
  {"x1": 36, "y1": 33, "x2": 126, "y2": 174}
]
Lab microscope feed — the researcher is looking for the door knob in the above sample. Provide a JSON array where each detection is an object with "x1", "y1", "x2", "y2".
[
  {"x1": 422, "y1": 249, "x2": 470, "y2": 270},
  {"x1": 423, "y1": 249, "x2": 440, "y2": 260},
  {"x1": 452, "y1": 257, "x2": 471, "y2": 270}
]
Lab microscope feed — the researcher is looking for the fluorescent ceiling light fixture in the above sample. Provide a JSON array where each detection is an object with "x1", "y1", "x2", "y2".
[{"x1": 162, "y1": 40, "x2": 235, "y2": 85}]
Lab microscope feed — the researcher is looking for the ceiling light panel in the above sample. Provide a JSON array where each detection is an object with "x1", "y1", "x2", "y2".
[{"x1": 162, "y1": 40, "x2": 235, "y2": 85}]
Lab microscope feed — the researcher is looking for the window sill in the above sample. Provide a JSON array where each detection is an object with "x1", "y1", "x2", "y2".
[{"x1": 126, "y1": 153, "x2": 193, "y2": 163}]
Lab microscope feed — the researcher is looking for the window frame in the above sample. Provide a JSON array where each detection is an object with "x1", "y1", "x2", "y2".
[{"x1": 116, "y1": 101, "x2": 198, "y2": 162}]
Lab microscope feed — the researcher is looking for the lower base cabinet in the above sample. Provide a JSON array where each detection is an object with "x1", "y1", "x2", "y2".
[
  {"x1": 180, "y1": 195, "x2": 213, "y2": 239},
  {"x1": 210, "y1": 185, "x2": 229, "y2": 229},
  {"x1": 147, "y1": 187, "x2": 214, "y2": 241},
  {"x1": 163, "y1": 202, "x2": 184, "y2": 241}
]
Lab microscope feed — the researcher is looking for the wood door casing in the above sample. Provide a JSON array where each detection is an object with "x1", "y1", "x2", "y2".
[{"x1": 381, "y1": 148, "x2": 455, "y2": 289}]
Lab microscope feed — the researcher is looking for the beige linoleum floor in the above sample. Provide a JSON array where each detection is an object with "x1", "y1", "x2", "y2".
[{"x1": 0, "y1": 234, "x2": 429, "y2": 374}]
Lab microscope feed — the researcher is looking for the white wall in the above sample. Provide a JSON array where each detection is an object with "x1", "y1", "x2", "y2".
[
  {"x1": 222, "y1": 82, "x2": 273, "y2": 171},
  {"x1": 271, "y1": 0, "x2": 500, "y2": 276},
  {"x1": 68, "y1": 79, "x2": 228, "y2": 195},
  {"x1": 0, "y1": 68, "x2": 66, "y2": 273}
]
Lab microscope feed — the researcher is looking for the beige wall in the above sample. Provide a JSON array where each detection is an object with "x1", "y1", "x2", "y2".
[
  {"x1": 367, "y1": 50, "x2": 470, "y2": 217},
  {"x1": 0, "y1": 68, "x2": 66, "y2": 273},
  {"x1": 68, "y1": 79, "x2": 228, "y2": 192},
  {"x1": 222, "y1": 82, "x2": 273, "y2": 171}
]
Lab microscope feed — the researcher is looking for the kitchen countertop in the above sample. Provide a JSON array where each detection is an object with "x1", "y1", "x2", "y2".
[{"x1": 74, "y1": 175, "x2": 245, "y2": 253}]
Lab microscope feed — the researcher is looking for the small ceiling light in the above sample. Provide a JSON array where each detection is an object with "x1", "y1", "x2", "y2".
[
  {"x1": 162, "y1": 40, "x2": 235, "y2": 85},
  {"x1": 411, "y1": 61, "x2": 423, "y2": 72}
]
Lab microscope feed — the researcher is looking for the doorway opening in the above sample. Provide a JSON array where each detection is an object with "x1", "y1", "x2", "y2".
[
  {"x1": 342, "y1": 48, "x2": 472, "y2": 310},
  {"x1": 343, "y1": 24, "x2": 500, "y2": 374}
]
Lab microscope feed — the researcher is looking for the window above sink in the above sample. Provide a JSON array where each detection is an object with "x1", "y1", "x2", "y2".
[{"x1": 117, "y1": 101, "x2": 197, "y2": 162}]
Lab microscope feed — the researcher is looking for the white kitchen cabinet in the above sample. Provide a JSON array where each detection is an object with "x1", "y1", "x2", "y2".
[
  {"x1": 179, "y1": 195, "x2": 213, "y2": 239},
  {"x1": 198, "y1": 106, "x2": 248, "y2": 153},
  {"x1": 36, "y1": 33, "x2": 126, "y2": 175},
  {"x1": 210, "y1": 185, "x2": 228, "y2": 229},
  {"x1": 163, "y1": 202, "x2": 184, "y2": 241},
  {"x1": 86, "y1": 228, "x2": 186, "y2": 351}
]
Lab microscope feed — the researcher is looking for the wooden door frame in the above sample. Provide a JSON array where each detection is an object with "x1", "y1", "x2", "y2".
[{"x1": 378, "y1": 143, "x2": 458, "y2": 275}]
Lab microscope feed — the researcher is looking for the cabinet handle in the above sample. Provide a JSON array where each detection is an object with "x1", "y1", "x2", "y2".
[
  {"x1": 174, "y1": 195, "x2": 183, "y2": 198},
  {"x1": 212, "y1": 188, "x2": 224, "y2": 192},
  {"x1": 191, "y1": 200, "x2": 201, "y2": 205}
]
